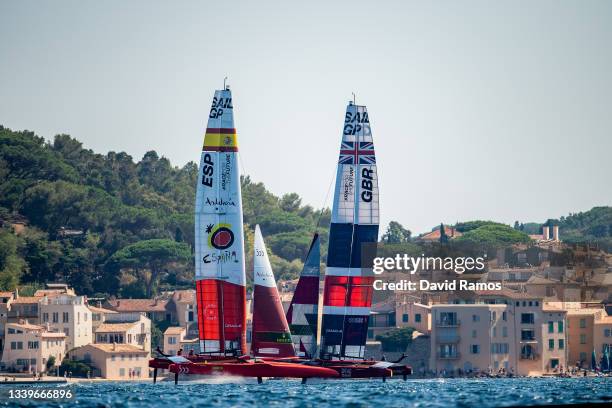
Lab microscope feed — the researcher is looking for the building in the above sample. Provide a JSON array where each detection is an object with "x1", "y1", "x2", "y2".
[
  {"x1": 0, "y1": 291, "x2": 15, "y2": 356},
  {"x1": 396, "y1": 302, "x2": 432, "y2": 334},
  {"x1": 40, "y1": 294, "x2": 92, "y2": 351},
  {"x1": 94, "y1": 312, "x2": 151, "y2": 353},
  {"x1": 418, "y1": 225, "x2": 462, "y2": 242},
  {"x1": 430, "y1": 304, "x2": 511, "y2": 375},
  {"x1": 105, "y1": 299, "x2": 170, "y2": 323},
  {"x1": 88, "y1": 305, "x2": 118, "y2": 334},
  {"x1": 70, "y1": 343, "x2": 149, "y2": 379},
  {"x1": 0, "y1": 321, "x2": 65, "y2": 373},
  {"x1": 593, "y1": 315, "x2": 612, "y2": 366},
  {"x1": 8, "y1": 296, "x2": 40, "y2": 324},
  {"x1": 168, "y1": 290, "x2": 196, "y2": 328},
  {"x1": 163, "y1": 327, "x2": 186, "y2": 355},
  {"x1": 33, "y1": 283, "x2": 76, "y2": 298},
  {"x1": 566, "y1": 308, "x2": 605, "y2": 368}
]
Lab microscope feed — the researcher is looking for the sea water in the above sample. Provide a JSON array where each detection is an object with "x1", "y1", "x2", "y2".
[{"x1": 1, "y1": 377, "x2": 611, "y2": 407}]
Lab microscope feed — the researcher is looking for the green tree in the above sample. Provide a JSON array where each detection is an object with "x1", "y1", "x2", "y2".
[
  {"x1": 376, "y1": 327, "x2": 414, "y2": 352},
  {"x1": 0, "y1": 229, "x2": 25, "y2": 290},
  {"x1": 381, "y1": 221, "x2": 411, "y2": 243},
  {"x1": 107, "y1": 239, "x2": 191, "y2": 297}
]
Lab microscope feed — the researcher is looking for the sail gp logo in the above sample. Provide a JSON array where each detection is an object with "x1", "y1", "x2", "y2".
[
  {"x1": 343, "y1": 110, "x2": 371, "y2": 136},
  {"x1": 209, "y1": 96, "x2": 232, "y2": 119}
]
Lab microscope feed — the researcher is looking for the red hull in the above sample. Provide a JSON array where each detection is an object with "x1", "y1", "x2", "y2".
[{"x1": 168, "y1": 360, "x2": 339, "y2": 379}]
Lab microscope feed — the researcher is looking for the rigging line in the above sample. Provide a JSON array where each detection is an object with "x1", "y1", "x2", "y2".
[{"x1": 315, "y1": 164, "x2": 337, "y2": 232}]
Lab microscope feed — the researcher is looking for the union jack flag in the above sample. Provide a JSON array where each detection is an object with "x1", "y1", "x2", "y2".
[{"x1": 339, "y1": 141, "x2": 376, "y2": 165}]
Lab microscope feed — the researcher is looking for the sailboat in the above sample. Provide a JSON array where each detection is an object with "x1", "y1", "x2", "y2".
[
  {"x1": 286, "y1": 233, "x2": 321, "y2": 359},
  {"x1": 168, "y1": 225, "x2": 338, "y2": 381},
  {"x1": 311, "y1": 100, "x2": 410, "y2": 379},
  {"x1": 251, "y1": 225, "x2": 295, "y2": 358},
  {"x1": 156, "y1": 85, "x2": 337, "y2": 382}
]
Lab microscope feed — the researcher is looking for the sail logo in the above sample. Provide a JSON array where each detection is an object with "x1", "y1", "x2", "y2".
[
  {"x1": 220, "y1": 154, "x2": 232, "y2": 191},
  {"x1": 209, "y1": 97, "x2": 233, "y2": 119},
  {"x1": 206, "y1": 223, "x2": 235, "y2": 250},
  {"x1": 201, "y1": 153, "x2": 214, "y2": 188},
  {"x1": 202, "y1": 250, "x2": 239, "y2": 264},
  {"x1": 361, "y1": 168, "x2": 374, "y2": 202},
  {"x1": 205, "y1": 197, "x2": 236, "y2": 207},
  {"x1": 343, "y1": 111, "x2": 371, "y2": 136},
  {"x1": 343, "y1": 167, "x2": 354, "y2": 200}
]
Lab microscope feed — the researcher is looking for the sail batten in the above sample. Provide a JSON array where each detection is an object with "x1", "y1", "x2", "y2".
[
  {"x1": 320, "y1": 102, "x2": 379, "y2": 360},
  {"x1": 251, "y1": 225, "x2": 295, "y2": 358},
  {"x1": 195, "y1": 88, "x2": 247, "y2": 355}
]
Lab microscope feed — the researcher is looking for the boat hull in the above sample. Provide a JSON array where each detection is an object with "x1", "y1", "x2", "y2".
[{"x1": 168, "y1": 361, "x2": 339, "y2": 379}]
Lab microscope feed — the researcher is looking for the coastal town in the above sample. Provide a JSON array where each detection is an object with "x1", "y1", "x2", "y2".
[{"x1": 0, "y1": 225, "x2": 610, "y2": 381}]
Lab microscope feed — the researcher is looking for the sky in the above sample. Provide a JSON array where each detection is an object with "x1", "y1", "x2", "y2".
[{"x1": 1, "y1": 0, "x2": 611, "y2": 234}]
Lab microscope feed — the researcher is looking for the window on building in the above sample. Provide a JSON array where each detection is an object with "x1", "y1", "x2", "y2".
[
  {"x1": 528, "y1": 301, "x2": 533, "y2": 307},
  {"x1": 492, "y1": 311, "x2": 497, "y2": 321},
  {"x1": 402, "y1": 314, "x2": 408, "y2": 323},
  {"x1": 605, "y1": 329, "x2": 611, "y2": 337},
  {"x1": 548, "y1": 339, "x2": 554, "y2": 350},
  {"x1": 502, "y1": 312, "x2": 507, "y2": 321},
  {"x1": 169, "y1": 336, "x2": 177, "y2": 345},
  {"x1": 62, "y1": 312, "x2": 69, "y2": 323},
  {"x1": 472, "y1": 315, "x2": 480, "y2": 322},
  {"x1": 580, "y1": 319, "x2": 586, "y2": 329},
  {"x1": 580, "y1": 352, "x2": 587, "y2": 361},
  {"x1": 558, "y1": 321, "x2": 563, "y2": 333},
  {"x1": 516, "y1": 301, "x2": 520, "y2": 306},
  {"x1": 415, "y1": 314, "x2": 422, "y2": 323},
  {"x1": 28, "y1": 341, "x2": 39, "y2": 349},
  {"x1": 472, "y1": 330, "x2": 477, "y2": 338},
  {"x1": 521, "y1": 313, "x2": 534, "y2": 324},
  {"x1": 521, "y1": 329, "x2": 535, "y2": 341},
  {"x1": 558, "y1": 339, "x2": 564, "y2": 349},
  {"x1": 522, "y1": 301, "x2": 526, "y2": 307},
  {"x1": 580, "y1": 334, "x2": 586, "y2": 344},
  {"x1": 43, "y1": 313, "x2": 49, "y2": 322},
  {"x1": 84, "y1": 313, "x2": 88, "y2": 322},
  {"x1": 502, "y1": 327, "x2": 508, "y2": 338},
  {"x1": 548, "y1": 321, "x2": 554, "y2": 333},
  {"x1": 470, "y1": 344, "x2": 480, "y2": 354},
  {"x1": 52, "y1": 312, "x2": 58, "y2": 323},
  {"x1": 491, "y1": 343, "x2": 509, "y2": 354},
  {"x1": 63, "y1": 328, "x2": 69, "y2": 336},
  {"x1": 493, "y1": 327, "x2": 497, "y2": 337},
  {"x1": 111, "y1": 355, "x2": 116, "y2": 361},
  {"x1": 7, "y1": 328, "x2": 15, "y2": 334}
]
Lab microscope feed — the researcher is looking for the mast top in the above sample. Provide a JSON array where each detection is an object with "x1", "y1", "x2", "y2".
[{"x1": 224, "y1": 76, "x2": 230, "y2": 91}]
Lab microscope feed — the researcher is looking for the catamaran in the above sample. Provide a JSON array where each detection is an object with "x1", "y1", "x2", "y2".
[
  {"x1": 309, "y1": 100, "x2": 410, "y2": 380},
  {"x1": 151, "y1": 85, "x2": 337, "y2": 382}
]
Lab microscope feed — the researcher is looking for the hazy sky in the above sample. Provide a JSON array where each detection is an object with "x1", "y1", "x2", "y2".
[{"x1": 1, "y1": 0, "x2": 611, "y2": 234}]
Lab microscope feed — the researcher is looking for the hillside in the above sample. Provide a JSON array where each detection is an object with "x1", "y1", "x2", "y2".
[{"x1": 0, "y1": 126, "x2": 329, "y2": 296}]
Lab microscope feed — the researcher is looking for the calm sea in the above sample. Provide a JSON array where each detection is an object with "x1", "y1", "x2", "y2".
[{"x1": 1, "y1": 377, "x2": 611, "y2": 407}]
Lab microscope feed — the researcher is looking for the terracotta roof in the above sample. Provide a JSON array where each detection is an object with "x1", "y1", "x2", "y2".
[
  {"x1": 95, "y1": 322, "x2": 138, "y2": 332},
  {"x1": 164, "y1": 327, "x2": 186, "y2": 335},
  {"x1": 83, "y1": 343, "x2": 148, "y2": 353},
  {"x1": 88, "y1": 305, "x2": 118, "y2": 314},
  {"x1": 542, "y1": 304, "x2": 566, "y2": 312},
  {"x1": 566, "y1": 308, "x2": 603, "y2": 315},
  {"x1": 106, "y1": 298, "x2": 168, "y2": 312},
  {"x1": 9, "y1": 322, "x2": 44, "y2": 330},
  {"x1": 419, "y1": 225, "x2": 463, "y2": 241},
  {"x1": 595, "y1": 315, "x2": 612, "y2": 324},
  {"x1": 475, "y1": 289, "x2": 541, "y2": 300},
  {"x1": 34, "y1": 289, "x2": 72, "y2": 297},
  {"x1": 0, "y1": 291, "x2": 13, "y2": 298},
  {"x1": 172, "y1": 290, "x2": 195, "y2": 304},
  {"x1": 527, "y1": 276, "x2": 556, "y2": 285},
  {"x1": 11, "y1": 296, "x2": 41, "y2": 304}
]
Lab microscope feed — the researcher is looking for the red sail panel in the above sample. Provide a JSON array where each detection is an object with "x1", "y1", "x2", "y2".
[
  {"x1": 252, "y1": 285, "x2": 295, "y2": 358},
  {"x1": 323, "y1": 276, "x2": 374, "y2": 308},
  {"x1": 196, "y1": 279, "x2": 246, "y2": 354}
]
